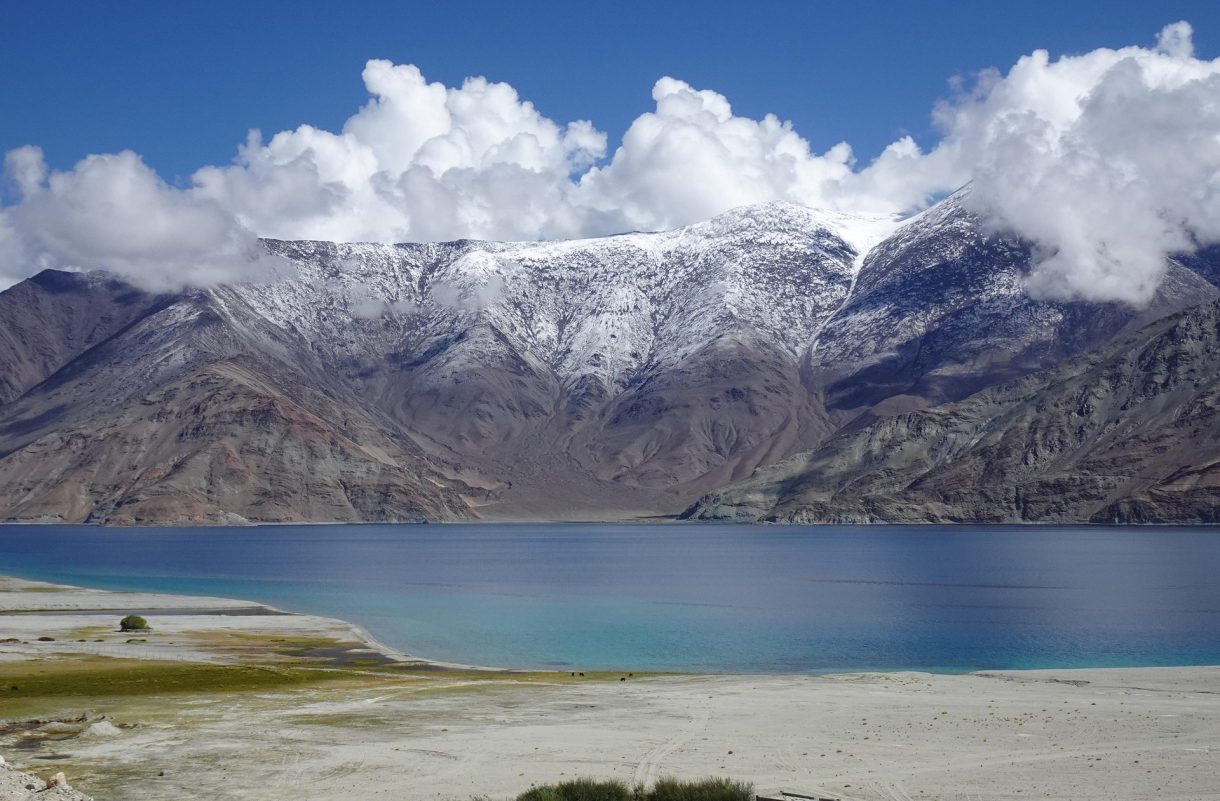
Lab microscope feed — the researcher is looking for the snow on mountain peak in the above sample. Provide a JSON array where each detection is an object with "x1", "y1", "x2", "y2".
[
  {"x1": 239, "y1": 199, "x2": 885, "y2": 394},
  {"x1": 702, "y1": 201, "x2": 902, "y2": 267}
]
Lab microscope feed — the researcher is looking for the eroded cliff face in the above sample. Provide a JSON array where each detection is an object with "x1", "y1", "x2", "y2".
[
  {"x1": 1, "y1": 194, "x2": 1217, "y2": 524},
  {"x1": 685, "y1": 299, "x2": 1220, "y2": 524}
]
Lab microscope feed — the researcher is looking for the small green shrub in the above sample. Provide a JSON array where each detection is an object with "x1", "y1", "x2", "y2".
[
  {"x1": 119, "y1": 615, "x2": 150, "y2": 632},
  {"x1": 515, "y1": 789, "x2": 561, "y2": 801},
  {"x1": 649, "y1": 777, "x2": 753, "y2": 801},
  {"x1": 516, "y1": 779, "x2": 633, "y2": 801}
]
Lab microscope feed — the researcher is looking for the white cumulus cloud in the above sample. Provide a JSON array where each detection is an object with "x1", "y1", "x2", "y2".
[
  {"x1": 2, "y1": 22, "x2": 1219, "y2": 304},
  {"x1": 0, "y1": 147, "x2": 285, "y2": 291},
  {"x1": 575, "y1": 76, "x2": 961, "y2": 229},
  {"x1": 191, "y1": 61, "x2": 607, "y2": 245},
  {"x1": 935, "y1": 21, "x2": 1220, "y2": 304}
]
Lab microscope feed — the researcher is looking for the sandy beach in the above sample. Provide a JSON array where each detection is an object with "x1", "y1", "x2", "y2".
[{"x1": 2, "y1": 574, "x2": 1218, "y2": 801}]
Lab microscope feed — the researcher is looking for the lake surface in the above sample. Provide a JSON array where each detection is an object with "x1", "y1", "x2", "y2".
[{"x1": 1, "y1": 523, "x2": 1218, "y2": 673}]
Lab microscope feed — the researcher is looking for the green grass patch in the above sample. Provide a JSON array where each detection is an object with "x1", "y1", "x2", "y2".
[
  {"x1": 186, "y1": 631, "x2": 363, "y2": 658},
  {"x1": 649, "y1": 778, "x2": 754, "y2": 801},
  {"x1": 0, "y1": 657, "x2": 356, "y2": 701},
  {"x1": 63, "y1": 625, "x2": 112, "y2": 639},
  {"x1": 517, "y1": 778, "x2": 633, "y2": 801}
]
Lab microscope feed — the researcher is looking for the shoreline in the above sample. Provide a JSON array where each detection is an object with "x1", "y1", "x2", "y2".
[
  {"x1": 3, "y1": 575, "x2": 1220, "y2": 800},
  {"x1": 6, "y1": 519, "x2": 1220, "y2": 528},
  {"x1": 3, "y1": 567, "x2": 1218, "y2": 676},
  {"x1": 0, "y1": 573, "x2": 508, "y2": 674}
]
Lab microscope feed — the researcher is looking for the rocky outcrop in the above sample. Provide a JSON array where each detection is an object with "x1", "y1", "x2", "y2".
[{"x1": 0, "y1": 755, "x2": 93, "y2": 801}]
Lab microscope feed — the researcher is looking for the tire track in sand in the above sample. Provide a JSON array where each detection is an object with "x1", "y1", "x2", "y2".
[{"x1": 632, "y1": 695, "x2": 713, "y2": 787}]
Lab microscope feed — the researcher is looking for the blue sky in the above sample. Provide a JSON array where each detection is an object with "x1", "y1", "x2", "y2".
[
  {"x1": 4, "y1": 0, "x2": 1217, "y2": 181},
  {"x1": 4, "y1": 1, "x2": 1220, "y2": 304}
]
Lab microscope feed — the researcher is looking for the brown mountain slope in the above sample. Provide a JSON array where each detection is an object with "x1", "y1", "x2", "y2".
[
  {"x1": 0, "y1": 285, "x2": 473, "y2": 524},
  {"x1": 0, "y1": 363, "x2": 469, "y2": 524},
  {"x1": 0, "y1": 271, "x2": 164, "y2": 403},
  {"x1": 683, "y1": 299, "x2": 1220, "y2": 524}
]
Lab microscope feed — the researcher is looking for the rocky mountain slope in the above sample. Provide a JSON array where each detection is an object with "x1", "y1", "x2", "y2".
[
  {"x1": 0, "y1": 192, "x2": 1217, "y2": 524},
  {"x1": 807, "y1": 189, "x2": 1217, "y2": 419},
  {"x1": 0, "y1": 280, "x2": 472, "y2": 524},
  {"x1": 254, "y1": 203, "x2": 870, "y2": 497},
  {"x1": 684, "y1": 298, "x2": 1220, "y2": 524},
  {"x1": 0, "y1": 270, "x2": 167, "y2": 404}
]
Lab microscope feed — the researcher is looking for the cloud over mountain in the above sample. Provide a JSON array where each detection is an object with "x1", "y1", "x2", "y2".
[
  {"x1": 191, "y1": 61, "x2": 609, "y2": 245},
  {"x1": 2, "y1": 23, "x2": 1218, "y2": 304},
  {"x1": 943, "y1": 21, "x2": 1220, "y2": 304},
  {"x1": 1, "y1": 147, "x2": 285, "y2": 291}
]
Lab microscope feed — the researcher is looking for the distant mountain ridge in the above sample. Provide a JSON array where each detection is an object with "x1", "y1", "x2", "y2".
[{"x1": 0, "y1": 191, "x2": 1217, "y2": 524}]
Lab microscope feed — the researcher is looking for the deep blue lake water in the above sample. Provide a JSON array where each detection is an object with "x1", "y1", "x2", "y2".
[{"x1": 1, "y1": 523, "x2": 1218, "y2": 673}]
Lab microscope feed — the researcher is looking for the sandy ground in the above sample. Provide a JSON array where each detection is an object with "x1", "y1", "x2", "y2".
[{"x1": 2, "y1": 575, "x2": 1219, "y2": 801}]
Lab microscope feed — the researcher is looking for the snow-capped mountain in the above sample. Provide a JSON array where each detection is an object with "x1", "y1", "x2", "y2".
[
  {"x1": 808, "y1": 187, "x2": 1218, "y2": 417},
  {"x1": 0, "y1": 193, "x2": 1216, "y2": 524},
  {"x1": 250, "y1": 201, "x2": 892, "y2": 392},
  {"x1": 242, "y1": 202, "x2": 896, "y2": 510}
]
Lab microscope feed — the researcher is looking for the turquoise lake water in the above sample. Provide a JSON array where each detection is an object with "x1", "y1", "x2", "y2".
[{"x1": 1, "y1": 523, "x2": 1218, "y2": 673}]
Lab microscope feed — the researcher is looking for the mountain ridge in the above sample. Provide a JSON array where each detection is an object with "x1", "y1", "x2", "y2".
[{"x1": 1, "y1": 194, "x2": 1217, "y2": 524}]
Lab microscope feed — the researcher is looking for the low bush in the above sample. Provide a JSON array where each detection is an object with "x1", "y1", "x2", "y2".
[
  {"x1": 516, "y1": 789, "x2": 561, "y2": 801},
  {"x1": 649, "y1": 778, "x2": 753, "y2": 801},
  {"x1": 513, "y1": 777, "x2": 752, "y2": 801},
  {"x1": 119, "y1": 615, "x2": 150, "y2": 632},
  {"x1": 517, "y1": 778, "x2": 632, "y2": 801}
]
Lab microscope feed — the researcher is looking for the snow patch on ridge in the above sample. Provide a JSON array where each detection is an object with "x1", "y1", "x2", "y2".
[{"x1": 239, "y1": 201, "x2": 883, "y2": 392}]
